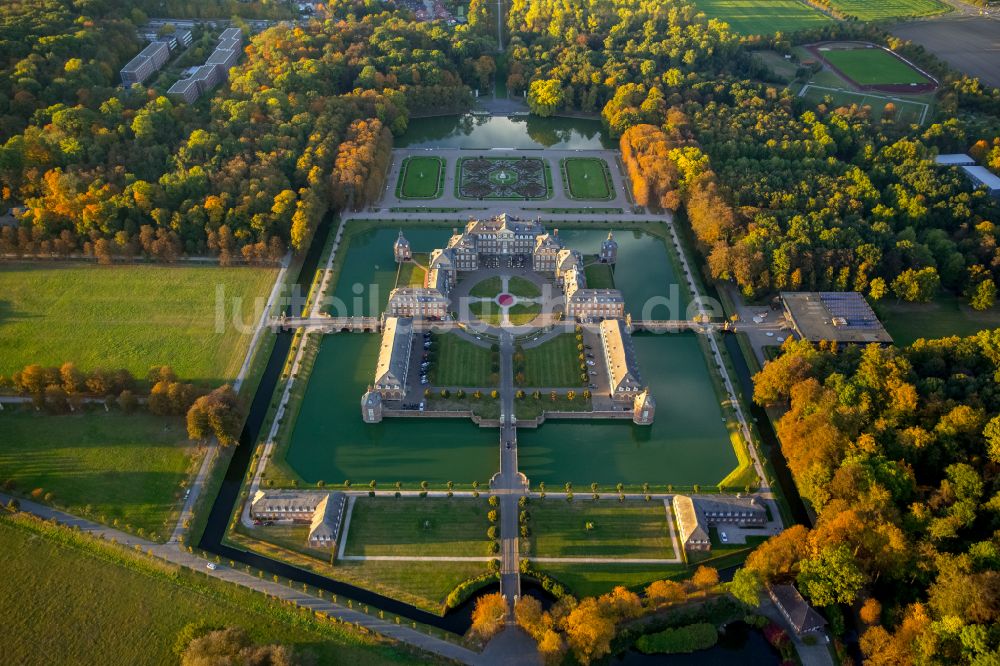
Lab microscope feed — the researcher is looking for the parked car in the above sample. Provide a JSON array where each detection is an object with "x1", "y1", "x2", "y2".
[
  {"x1": 206, "y1": 562, "x2": 218, "y2": 571},
  {"x1": 589, "y1": 371, "x2": 597, "y2": 376},
  {"x1": 720, "y1": 531, "x2": 729, "y2": 543}
]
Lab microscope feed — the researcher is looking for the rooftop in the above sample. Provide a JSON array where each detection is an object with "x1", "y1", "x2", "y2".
[
  {"x1": 781, "y1": 291, "x2": 892, "y2": 344},
  {"x1": 962, "y1": 165, "x2": 1000, "y2": 191},
  {"x1": 934, "y1": 153, "x2": 976, "y2": 166}
]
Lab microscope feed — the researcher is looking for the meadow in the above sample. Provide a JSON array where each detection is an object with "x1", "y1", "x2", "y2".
[
  {"x1": 820, "y1": 46, "x2": 931, "y2": 85},
  {"x1": 0, "y1": 262, "x2": 277, "y2": 385},
  {"x1": 826, "y1": 0, "x2": 949, "y2": 20},
  {"x1": 690, "y1": 0, "x2": 831, "y2": 35}
]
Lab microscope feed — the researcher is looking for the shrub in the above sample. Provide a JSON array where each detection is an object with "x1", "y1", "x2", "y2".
[{"x1": 635, "y1": 623, "x2": 718, "y2": 654}]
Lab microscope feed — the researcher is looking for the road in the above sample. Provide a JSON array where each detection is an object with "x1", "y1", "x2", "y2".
[{"x1": 496, "y1": 330, "x2": 522, "y2": 614}]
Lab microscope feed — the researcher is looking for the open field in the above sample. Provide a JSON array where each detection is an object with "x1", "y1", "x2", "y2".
[
  {"x1": 891, "y1": 18, "x2": 1000, "y2": 88},
  {"x1": 818, "y1": 45, "x2": 931, "y2": 85},
  {"x1": 689, "y1": 0, "x2": 831, "y2": 35},
  {"x1": 430, "y1": 333, "x2": 495, "y2": 386},
  {"x1": 826, "y1": 0, "x2": 949, "y2": 20},
  {"x1": 522, "y1": 334, "x2": 585, "y2": 387},
  {"x1": 234, "y1": 524, "x2": 485, "y2": 614},
  {"x1": 797, "y1": 85, "x2": 930, "y2": 124},
  {"x1": 0, "y1": 262, "x2": 277, "y2": 385},
  {"x1": 584, "y1": 263, "x2": 615, "y2": 289},
  {"x1": 877, "y1": 296, "x2": 1000, "y2": 346},
  {"x1": 0, "y1": 411, "x2": 197, "y2": 537},
  {"x1": 562, "y1": 158, "x2": 614, "y2": 200},
  {"x1": 1, "y1": 516, "x2": 415, "y2": 666},
  {"x1": 396, "y1": 156, "x2": 444, "y2": 199},
  {"x1": 526, "y1": 500, "x2": 677, "y2": 559},
  {"x1": 342, "y1": 497, "x2": 491, "y2": 557}
]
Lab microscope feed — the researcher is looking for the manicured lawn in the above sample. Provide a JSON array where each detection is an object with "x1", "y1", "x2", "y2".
[
  {"x1": 507, "y1": 276, "x2": 541, "y2": 298},
  {"x1": 234, "y1": 524, "x2": 485, "y2": 614},
  {"x1": 396, "y1": 258, "x2": 427, "y2": 287},
  {"x1": 826, "y1": 0, "x2": 949, "y2": 20},
  {"x1": 821, "y1": 47, "x2": 931, "y2": 85},
  {"x1": 526, "y1": 500, "x2": 677, "y2": 559},
  {"x1": 584, "y1": 263, "x2": 615, "y2": 289},
  {"x1": 515, "y1": 394, "x2": 592, "y2": 419},
  {"x1": 342, "y1": 497, "x2": 491, "y2": 557},
  {"x1": 1, "y1": 516, "x2": 416, "y2": 666},
  {"x1": 469, "y1": 276, "x2": 503, "y2": 297},
  {"x1": 0, "y1": 410, "x2": 198, "y2": 538},
  {"x1": 689, "y1": 0, "x2": 831, "y2": 35},
  {"x1": 534, "y1": 562, "x2": 687, "y2": 598},
  {"x1": 0, "y1": 263, "x2": 277, "y2": 385},
  {"x1": 397, "y1": 156, "x2": 443, "y2": 199},
  {"x1": 563, "y1": 158, "x2": 614, "y2": 200},
  {"x1": 877, "y1": 296, "x2": 1000, "y2": 346},
  {"x1": 468, "y1": 300, "x2": 502, "y2": 325},
  {"x1": 429, "y1": 332, "x2": 495, "y2": 386},
  {"x1": 522, "y1": 334, "x2": 585, "y2": 387},
  {"x1": 508, "y1": 302, "x2": 541, "y2": 325}
]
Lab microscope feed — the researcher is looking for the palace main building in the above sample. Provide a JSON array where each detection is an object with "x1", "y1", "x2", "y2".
[{"x1": 386, "y1": 214, "x2": 625, "y2": 321}]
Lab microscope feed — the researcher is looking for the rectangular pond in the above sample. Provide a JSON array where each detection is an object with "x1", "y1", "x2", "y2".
[
  {"x1": 282, "y1": 334, "x2": 500, "y2": 485},
  {"x1": 517, "y1": 332, "x2": 738, "y2": 487}
]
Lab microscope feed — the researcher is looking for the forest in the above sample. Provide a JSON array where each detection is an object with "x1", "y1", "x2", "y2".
[{"x1": 746, "y1": 335, "x2": 1000, "y2": 663}]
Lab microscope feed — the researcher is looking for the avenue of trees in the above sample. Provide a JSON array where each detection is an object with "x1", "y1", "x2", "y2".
[{"x1": 745, "y1": 334, "x2": 1000, "y2": 663}]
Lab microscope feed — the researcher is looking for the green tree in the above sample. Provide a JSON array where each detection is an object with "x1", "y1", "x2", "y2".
[
  {"x1": 528, "y1": 80, "x2": 564, "y2": 117},
  {"x1": 797, "y1": 544, "x2": 867, "y2": 607}
]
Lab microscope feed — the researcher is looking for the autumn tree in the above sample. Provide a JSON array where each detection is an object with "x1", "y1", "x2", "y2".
[{"x1": 470, "y1": 592, "x2": 507, "y2": 642}]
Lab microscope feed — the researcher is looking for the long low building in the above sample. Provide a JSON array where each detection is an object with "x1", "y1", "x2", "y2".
[
  {"x1": 599, "y1": 318, "x2": 643, "y2": 402},
  {"x1": 121, "y1": 41, "x2": 170, "y2": 86},
  {"x1": 249, "y1": 490, "x2": 347, "y2": 548},
  {"x1": 781, "y1": 291, "x2": 892, "y2": 344},
  {"x1": 373, "y1": 316, "x2": 413, "y2": 399},
  {"x1": 672, "y1": 494, "x2": 768, "y2": 553}
]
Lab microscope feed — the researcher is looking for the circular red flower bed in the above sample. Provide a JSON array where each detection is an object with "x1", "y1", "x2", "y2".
[{"x1": 498, "y1": 293, "x2": 514, "y2": 306}]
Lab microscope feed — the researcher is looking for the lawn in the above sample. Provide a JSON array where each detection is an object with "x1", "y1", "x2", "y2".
[
  {"x1": 233, "y1": 524, "x2": 485, "y2": 614},
  {"x1": 396, "y1": 156, "x2": 444, "y2": 199},
  {"x1": 507, "y1": 276, "x2": 541, "y2": 298},
  {"x1": 877, "y1": 296, "x2": 1000, "y2": 346},
  {"x1": 468, "y1": 300, "x2": 502, "y2": 325},
  {"x1": 342, "y1": 497, "x2": 491, "y2": 557},
  {"x1": 1, "y1": 516, "x2": 416, "y2": 666},
  {"x1": 396, "y1": 257, "x2": 427, "y2": 288},
  {"x1": 0, "y1": 410, "x2": 198, "y2": 538},
  {"x1": 689, "y1": 0, "x2": 831, "y2": 35},
  {"x1": 522, "y1": 334, "x2": 585, "y2": 387},
  {"x1": 798, "y1": 85, "x2": 930, "y2": 124},
  {"x1": 535, "y1": 562, "x2": 687, "y2": 598},
  {"x1": 0, "y1": 262, "x2": 277, "y2": 385},
  {"x1": 584, "y1": 263, "x2": 615, "y2": 289},
  {"x1": 507, "y1": 302, "x2": 541, "y2": 325},
  {"x1": 469, "y1": 276, "x2": 503, "y2": 297},
  {"x1": 826, "y1": 0, "x2": 949, "y2": 20},
  {"x1": 515, "y1": 394, "x2": 592, "y2": 419},
  {"x1": 526, "y1": 499, "x2": 677, "y2": 559},
  {"x1": 429, "y1": 332, "x2": 495, "y2": 386},
  {"x1": 562, "y1": 158, "x2": 614, "y2": 200},
  {"x1": 821, "y1": 47, "x2": 931, "y2": 85}
]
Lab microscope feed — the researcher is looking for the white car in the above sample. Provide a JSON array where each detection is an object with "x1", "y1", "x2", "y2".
[
  {"x1": 720, "y1": 531, "x2": 729, "y2": 543},
  {"x1": 206, "y1": 562, "x2": 218, "y2": 571}
]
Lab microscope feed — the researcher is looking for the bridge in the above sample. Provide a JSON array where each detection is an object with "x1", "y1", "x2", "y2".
[
  {"x1": 270, "y1": 316, "x2": 382, "y2": 333},
  {"x1": 628, "y1": 319, "x2": 721, "y2": 332}
]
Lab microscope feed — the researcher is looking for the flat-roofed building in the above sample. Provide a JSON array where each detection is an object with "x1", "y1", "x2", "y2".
[
  {"x1": 167, "y1": 76, "x2": 200, "y2": 103},
  {"x1": 207, "y1": 47, "x2": 241, "y2": 75},
  {"x1": 599, "y1": 318, "x2": 643, "y2": 401},
  {"x1": 781, "y1": 292, "x2": 892, "y2": 344},
  {"x1": 373, "y1": 316, "x2": 413, "y2": 399},
  {"x1": 934, "y1": 153, "x2": 976, "y2": 166},
  {"x1": 120, "y1": 41, "x2": 170, "y2": 86},
  {"x1": 962, "y1": 165, "x2": 1000, "y2": 197}
]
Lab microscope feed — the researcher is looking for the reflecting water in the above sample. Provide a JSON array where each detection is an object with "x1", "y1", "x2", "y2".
[{"x1": 399, "y1": 114, "x2": 613, "y2": 149}]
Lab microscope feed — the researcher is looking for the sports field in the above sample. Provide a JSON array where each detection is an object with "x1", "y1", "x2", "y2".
[
  {"x1": 0, "y1": 411, "x2": 197, "y2": 537},
  {"x1": 820, "y1": 46, "x2": 931, "y2": 85},
  {"x1": 522, "y1": 333, "x2": 585, "y2": 387},
  {"x1": 826, "y1": 0, "x2": 949, "y2": 20},
  {"x1": 429, "y1": 332, "x2": 495, "y2": 386},
  {"x1": 527, "y1": 500, "x2": 678, "y2": 559},
  {"x1": 798, "y1": 85, "x2": 930, "y2": 124},
  {"x1": 396, "y1": 156, "x2": 444, "y2": 199},
  {"x1": 1, "y1": 517, "x2": 412, "y2": 666},
  {"x1": 0, "y1": 263, "x2": 277, "y2": 385},
  {"x1": 690, "y1": 0, "x2": 831, "y2": 35},
  {"x1": 562, "y1": 158, "x2": 614, "y2": 200},
  {"x1": 342, "y1": 497, "x2": 491, "y2": 557}
]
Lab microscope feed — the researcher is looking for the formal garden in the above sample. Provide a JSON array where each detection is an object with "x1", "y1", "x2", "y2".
[
  {"x1": 456, "y1": 156, "x2": 551, "y2": 200},
  {"x1": 560, "y1": 157, "x2": 615, "y2": 200},
  {"x1": 395, "y1": 156, "x2": 444, "y2": 199}
]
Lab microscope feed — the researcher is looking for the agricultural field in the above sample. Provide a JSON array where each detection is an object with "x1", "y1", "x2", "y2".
[
  {"x1": 0, "y1": 263, "x2": 277, "y2": 385},
  {"x1": 0, "y1": 411, "x2": 198, "y2": 538},
  {"x1": 526, "y1": 500, "x2": 678, "y2": 560},
  {"x1": 521, "y1": 334, "x2": 585, "y2": 387},
  {"x1": 342, "y1": 497, "x2": 491, "y2": 557},
  {"x1": 429, "y1": 333, "x2": 495, "y2": 386},
  {"x1": 690, "y1": 0, "x2": 831, "y2": 35},
  {"x1": 819, "y1": 46, "x2": 931, "y2": 85},
  {"x1": 562, "y1": 158, "x2": 614, "y2": 200},
  {"x1": 396, "y1": 156, "x2": 444, "y2": 199},
  {"x1": 0, "y1": 516, "x2": 415, "y2": 666},
  {"x1": 891, "y1": 17, "x2": 1000, "y2": 88},
  {"x1": 826, "y1": 0, "x2": 949, "y2": 21}
]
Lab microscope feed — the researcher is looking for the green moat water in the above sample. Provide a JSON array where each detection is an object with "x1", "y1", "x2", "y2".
[
  {"x1": 518, "y1": 332, "x2": 736, "y2": 486},
  {"x1": 399, "y1": 114, "x2": 613, "y2": 150}
]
